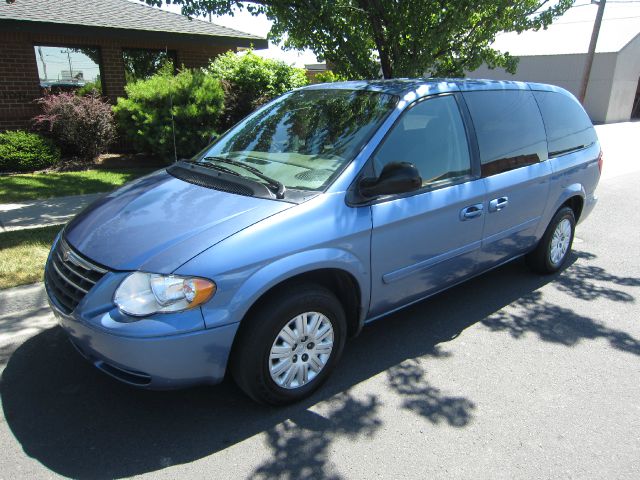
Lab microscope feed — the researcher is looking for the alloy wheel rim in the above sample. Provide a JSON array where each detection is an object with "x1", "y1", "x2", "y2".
[
  {"x1": 550, "y1": 218, "x2": 572, "y2": 265},
  {"x1": 269, "y1": 311, "x2": 334, "y2": 389}
]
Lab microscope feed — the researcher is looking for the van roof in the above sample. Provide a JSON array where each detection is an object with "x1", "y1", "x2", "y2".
[{"x1": 303, "y1": 78, "x2": 565, "y2": 98}]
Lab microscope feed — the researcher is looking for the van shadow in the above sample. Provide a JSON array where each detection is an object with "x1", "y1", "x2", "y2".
[{"x1": 1, "y1": 251, "x2": 638, "y2": 479}]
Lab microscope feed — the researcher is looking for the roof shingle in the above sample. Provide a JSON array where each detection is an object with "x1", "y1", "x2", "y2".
[{"x1": 0, "y1": 0, "x2": 265, "y2": 42}]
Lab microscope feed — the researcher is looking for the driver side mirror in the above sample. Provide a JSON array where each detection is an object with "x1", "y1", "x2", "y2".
[{"x1": 358, "y1": 162, "x2": 422, "y2": 198}]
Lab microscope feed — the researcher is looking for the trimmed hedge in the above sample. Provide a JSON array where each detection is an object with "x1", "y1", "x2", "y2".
[
  {"x1": 0, "y1": 130, "x2": 61, "y2": 173},
  {"x1": 113, "y1": 65, "x2": 225, "y2": 159}
]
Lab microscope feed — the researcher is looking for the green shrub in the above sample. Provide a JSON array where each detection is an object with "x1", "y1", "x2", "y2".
[
  {"x1": 313, "y1": 70, "x2": 348, "y2": 83},
  {"x1": 208, "y1": 50, "x2": 309, "y2": 130},
  {"x1": 76, "y1": 77, "x2": 102, "y2": 96},
  {"x1": 113, "y1": 65, "x2": 224, "y2": 159},
  {"x1": 0, "y1": 130, "x2": 61, "y2": 172}
]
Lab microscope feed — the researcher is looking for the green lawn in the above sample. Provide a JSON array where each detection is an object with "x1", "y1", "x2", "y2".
[
  {"x1": 0, "y1": 168, "x2": 157, "y2": 203},
  {"x1": 0, "y1": 225, "x2": 61, "y2": 289}
]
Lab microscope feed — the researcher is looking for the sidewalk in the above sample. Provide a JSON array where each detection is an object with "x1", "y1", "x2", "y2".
[{"x1": 0, "y1": 192, "x2": 103, "y2": 232}]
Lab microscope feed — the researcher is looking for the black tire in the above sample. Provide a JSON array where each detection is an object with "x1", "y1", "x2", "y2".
[
  {"x1": 230, "y1": 284, "x2": 346, "y2": 405},
  {"x1": 526, "y1": 206, "x2": 576, "y2": 274}
]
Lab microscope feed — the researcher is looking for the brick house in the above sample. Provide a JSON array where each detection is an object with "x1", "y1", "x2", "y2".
[{"x1": 0, "y1": 0, "x2": 267, "y2": 131}]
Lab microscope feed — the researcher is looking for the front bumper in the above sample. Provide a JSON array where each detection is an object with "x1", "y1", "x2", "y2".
[
  {"x1": 45, "y1": 262, "x2": 239, "y2": 390},
  {"x1": 44, "y1": 231, "x2": 242, "y2": 389},
  {"x1": 46, "y1": 281, "x2": 239, "y2": 389}
]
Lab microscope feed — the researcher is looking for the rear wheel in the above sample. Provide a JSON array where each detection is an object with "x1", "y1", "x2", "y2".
[
  {"x1": 230, "y1": 284, "x2": 346, "y2": 405},
  {"x1": 526, "y1": 206, "x2": 576, "y2": 274}
]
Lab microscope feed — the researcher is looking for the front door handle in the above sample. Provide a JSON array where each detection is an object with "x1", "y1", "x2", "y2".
[
  {"x1": 460, "y1": 203, "x2": 483, "y2": 221},
  {"x1": 489, "y1": 196, "x2": 509, "y2": 212}
]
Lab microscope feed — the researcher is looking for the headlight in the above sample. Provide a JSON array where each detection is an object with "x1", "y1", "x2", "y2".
[{"x1": 114, "y1": 272, "x2": 216, "y2": 317}]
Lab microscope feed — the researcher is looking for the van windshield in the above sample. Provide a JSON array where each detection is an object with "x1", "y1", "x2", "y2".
[{"x1": 193, "y1": 89, "x2": 397, "y2": 192}]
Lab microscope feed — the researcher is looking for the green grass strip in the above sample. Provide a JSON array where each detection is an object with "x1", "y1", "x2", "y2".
[
  {"x1": 0, "y1": 168, "x2": 156, "y2": 203},
  {"x1": 0, "y1": 225, "x2": 61, "y2": 289}
]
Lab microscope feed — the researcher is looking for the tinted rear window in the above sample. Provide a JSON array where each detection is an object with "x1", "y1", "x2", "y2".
[
  {"x1": 533, "y1": 91, "x2": 597, "y2": 157},
  {"x1": 463, "y1": 90, "x2": 548, "y2": 176}
]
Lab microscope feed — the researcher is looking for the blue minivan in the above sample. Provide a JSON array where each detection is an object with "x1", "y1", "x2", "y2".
[{"x1": 45, "y1": 79, "x2": 601, "y2": 404}]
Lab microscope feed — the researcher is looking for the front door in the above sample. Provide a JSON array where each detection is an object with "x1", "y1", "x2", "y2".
[{"x1": 368, "y1": 94, "x2": 485, "y2": 318}]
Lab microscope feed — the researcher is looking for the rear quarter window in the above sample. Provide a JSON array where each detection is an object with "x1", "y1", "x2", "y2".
[
  {"x1": 463, "y1": 90, "x2": 548, "y2": 176},
  {"x1": 533, "y1": 91, "x2": 597, "y2": 157}
]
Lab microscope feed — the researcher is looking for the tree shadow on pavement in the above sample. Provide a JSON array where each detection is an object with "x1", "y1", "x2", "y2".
[
  {"x1": 554, "y1": 251, "x2": 640, "y2": 302},
  {"x1": 1, "y1": 250, "x2": 638, "y2": 479},
  {"x1": 387, "y1": 357, "x2": 475, "y2": 428},
  {"x1": 481, "y1": 251, "x2": 640, "y2": 355},
  {"x1": 481, "y1": 290, "x2": 640, "y2": 355},
  {"x1": 252, "y1": 393, "x2": 382, "y2": 480}
]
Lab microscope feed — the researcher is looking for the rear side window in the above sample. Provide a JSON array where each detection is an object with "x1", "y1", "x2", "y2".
[
  {"x1": 463, "y1": 90, "x2": 547, "y2": 176},
  {"x1": 373, "y1": 95, "x2": 471, "y2": 188},
  {"x1": 533, "y1": 91, "x2": 597, "y2": 157}
]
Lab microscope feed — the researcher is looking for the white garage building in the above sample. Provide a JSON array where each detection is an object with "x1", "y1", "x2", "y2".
[{"x1": 471, "y1": 3, "x2": 640, "y2": 124}]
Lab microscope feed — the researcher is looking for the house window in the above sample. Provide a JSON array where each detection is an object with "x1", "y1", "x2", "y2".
[
  {"x1": 122, "y1": 48, "x2": 177, "y2": 83},
  {"x1": 34, "y1": 45, "x2": 102, "y2": 94}
]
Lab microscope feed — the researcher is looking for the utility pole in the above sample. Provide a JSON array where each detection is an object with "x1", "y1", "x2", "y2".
[
  {"x1": 579, "y1": 0, "x2": 606, "y2": 104},
  {"x1": 61, "y1": 48, "x2": 74, "y2": 80},
  {"x1": 37, "y1": 46, "x2": 47, "y2": 81}
]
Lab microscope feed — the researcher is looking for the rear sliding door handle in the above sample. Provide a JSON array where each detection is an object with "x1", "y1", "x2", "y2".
[
  {"x1": 460, "y1": 203, "x2": 483, "y2": 221},
  {"x1": 489, "y1": 196, "x2": 509, "y2": 212}
]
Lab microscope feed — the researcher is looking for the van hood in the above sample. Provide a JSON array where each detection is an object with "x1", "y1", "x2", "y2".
[{"x1": 64, "y1": 170, "x2": 293, "y2": 272}]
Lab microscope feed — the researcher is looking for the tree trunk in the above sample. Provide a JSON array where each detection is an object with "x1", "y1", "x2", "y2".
[
  {"x1": 378, "y1": 45, "x2": 393, "y2": 79},
  {"x1": 357, "y1": 0, "x2": 393, "y2": 78}
]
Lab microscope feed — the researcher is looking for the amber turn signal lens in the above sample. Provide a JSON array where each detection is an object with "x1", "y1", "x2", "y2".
[{"x1": 185, "y1": 278, "x2": 216, "y2": 307}]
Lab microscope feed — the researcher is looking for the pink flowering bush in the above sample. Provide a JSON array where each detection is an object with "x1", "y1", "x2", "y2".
[{"x1": 33, "y1": 93, "x2": 116, "y2": 160}]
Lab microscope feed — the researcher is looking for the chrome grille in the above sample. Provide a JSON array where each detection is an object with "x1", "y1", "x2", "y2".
[{"x1": 45, "y1": 238, "x2": 108, "y2": 314}]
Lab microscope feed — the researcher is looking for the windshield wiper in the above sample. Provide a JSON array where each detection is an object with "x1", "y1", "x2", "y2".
[
  {"x1": 192, "y1": 160, "x2": 242, "y2": 178},
  {"x1": 202, "y1": 156, "x2": 286, "y2": 199}
]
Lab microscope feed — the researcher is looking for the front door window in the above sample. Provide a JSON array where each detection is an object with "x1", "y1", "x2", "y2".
[{"x1": 373, "y1": 94, "x2": 472, "y2": 189}]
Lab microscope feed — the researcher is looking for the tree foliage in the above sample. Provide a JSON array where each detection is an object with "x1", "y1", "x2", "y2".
[
  {"x1": 313, "y1": 70, "x2": 349, "y2": 84},
  {"x1": 143, "y1": 0, "x2": 572, "y2": 79},
  {"x1": 208, "y1": 50, "x2": 308, "y2": 130},
  {"x1": 122, "y1": 49, "x2": 176, "y2": 83}
]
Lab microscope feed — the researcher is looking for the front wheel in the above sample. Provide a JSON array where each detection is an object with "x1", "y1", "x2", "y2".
[
  {"x1": 230, "y1": 284, "x2": 346, "y2": 405},
  {"x1": 526, "y1": 206, "x2": 576, "y2": 274}
]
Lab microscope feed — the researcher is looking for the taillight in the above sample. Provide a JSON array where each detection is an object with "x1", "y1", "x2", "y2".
[{"x1": 597, "y1": 150, "x2": 603, "y2": 175}]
